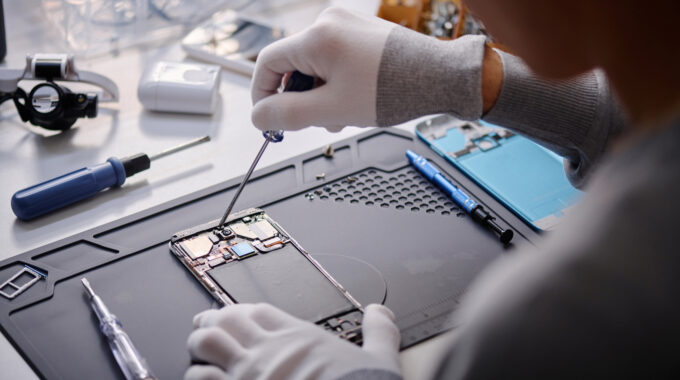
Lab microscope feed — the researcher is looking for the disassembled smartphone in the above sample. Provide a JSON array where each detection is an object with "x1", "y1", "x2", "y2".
[
  {"x1": 416, "y1": 115, "x2": 582, "y2": 231},
  {"x1": 169, "y1": 208, "x2": 363, "y2": 343},
  {"x1": 181, "y1": 10, "x2": 284, "y2": 76}
]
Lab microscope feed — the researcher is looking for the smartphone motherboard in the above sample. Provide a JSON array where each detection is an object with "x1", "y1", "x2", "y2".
[{"x1": 169, "y1": 208, "x2": 363, "y2": 343}]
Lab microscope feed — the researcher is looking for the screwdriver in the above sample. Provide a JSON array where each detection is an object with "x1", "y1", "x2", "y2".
[
  {"x1": 81, "y1": 278, "x2": 156, "y2": 380},
  {"x1": 219, "y1": 71, "x2": 315, "y2": 225},
  {"x1": 11, "y1": 136, "x2": 210, "y2": 221},
  {"x1": 407, "y1": 150, "x2": 514, "y2": 244}
]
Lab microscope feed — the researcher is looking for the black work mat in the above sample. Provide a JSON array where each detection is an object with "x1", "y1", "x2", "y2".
[{"x1": 0, "y1": 128, "x2": 538, "y2": 380}]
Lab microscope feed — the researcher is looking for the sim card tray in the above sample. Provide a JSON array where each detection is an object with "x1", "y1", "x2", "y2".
[{"x1": 0, "y1": 265, "x2": 45, "y2": 300}]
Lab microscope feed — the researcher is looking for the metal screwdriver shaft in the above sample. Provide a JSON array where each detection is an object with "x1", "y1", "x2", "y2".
[
  {"x1": 218, "y1": 71, "x2": 315, "y2": 226},
  {"x1": 219, "y1": 137, "x2": 272, "y2": 226},
  {"x1": 81, "y1": 277, "x2": 96, "y2": 298},
  {"x1": 148, "y1": 135, "x2": 210, "y2": 161}
]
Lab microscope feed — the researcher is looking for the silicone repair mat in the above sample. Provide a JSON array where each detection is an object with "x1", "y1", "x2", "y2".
[{"x1": 0, "y1": 128, "x2": 539, "y2": 379}]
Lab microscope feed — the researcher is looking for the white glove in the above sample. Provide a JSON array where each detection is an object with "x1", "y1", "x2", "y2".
[
  {"x1": 185, "y1": 303, "x2": 402, "y2": 380},
  {"x1": 250, "y1": 7, "x2": 396, "y2": 132},
  {"x1": 250, "y1": 7, "x2": 487, "y2": 133}
]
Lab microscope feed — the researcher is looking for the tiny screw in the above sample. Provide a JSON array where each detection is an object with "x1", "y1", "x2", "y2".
[{"x1": 322, "y1": 145, "x2": 335, "y2": 158}]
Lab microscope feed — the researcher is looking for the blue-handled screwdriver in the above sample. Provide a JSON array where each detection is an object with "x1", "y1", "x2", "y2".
[{"x1": 11, "y1": 136, "x2": 210, "y2": 221}]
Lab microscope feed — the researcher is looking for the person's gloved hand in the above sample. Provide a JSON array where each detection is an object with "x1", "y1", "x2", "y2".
[
  {"x1": 251, "y1": 6, "x2": 487, "y2": 132},
  {"x1": 185, "y1": 303, "x2": 401, "y2": 380}
]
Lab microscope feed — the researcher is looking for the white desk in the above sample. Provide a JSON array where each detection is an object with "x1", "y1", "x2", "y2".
[{"x1": 0, "y1": 1, "x2": 450, "y2": 378}]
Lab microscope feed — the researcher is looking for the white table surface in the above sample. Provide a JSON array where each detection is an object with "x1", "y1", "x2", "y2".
[{"x1": 0, "y1": 1, "x2": 452, "y2": 378}]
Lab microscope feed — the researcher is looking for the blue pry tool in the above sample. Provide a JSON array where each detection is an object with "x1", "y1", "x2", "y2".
[
  {"x1": 11, "y1": 136, "x2": 210, "y2": 220},
  {"x1": 406, "y1": 150, "x2": 514, "y2": 244}
]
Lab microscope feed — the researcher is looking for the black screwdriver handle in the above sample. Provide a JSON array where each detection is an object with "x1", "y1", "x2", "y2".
[
  {"x1": 284, "y1": 71, "x2": 315, "y2": 92},
  {"x1": 263, "y1": 71, "x2": 316, "y2": 142}
]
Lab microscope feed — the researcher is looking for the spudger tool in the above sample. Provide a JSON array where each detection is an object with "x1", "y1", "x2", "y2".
[
  {"x1": 219, "y1": 71, "x2": 315, "y2": 225},
  {"x1": 11, "y1": 135, "x2": 211, "y2": 221},
  {"x1": 407, "y1": 150, "x2": 514, "y2": 244},
  {"x1": 81, "y1": 278, "x2": 156, "y2": 380}
]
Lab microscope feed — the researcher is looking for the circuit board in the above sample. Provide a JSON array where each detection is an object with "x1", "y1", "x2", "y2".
[{"x1": 169, "y1": 208, "x2": 364, "y2": 343}]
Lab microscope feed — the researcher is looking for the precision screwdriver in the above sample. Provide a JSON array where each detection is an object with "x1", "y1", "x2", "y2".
[
  {"x1": 11, "y1": 136, "x2": 210, "y2": 221},
  {"x1": 407, "y1": 150, "x2": 514, "y2": 244},
  {"x1": 81, "y1": 278, "x2": 156, "y2": 380},
  {"x1": 219, "y1": 71, "x2": 315, "y2": 225}
]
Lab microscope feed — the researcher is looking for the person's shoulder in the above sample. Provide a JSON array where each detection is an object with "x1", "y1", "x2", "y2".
[
  {"x1": 554, "y1": 119, "x2": 680, "y2": 288},
  {"x1": 590, "y1": 118, "x2": 680, "y2": 230},
  {"x1": 440, "y1": 123, "x2": 680, "y2": 380},
  {"x1": 602, "y1": 117, "x2": 680, "y2": 189}
]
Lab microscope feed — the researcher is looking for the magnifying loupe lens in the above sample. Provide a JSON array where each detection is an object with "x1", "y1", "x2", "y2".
[{"x1": 31, "y1": 84, "x2": 60, "y2": 113}]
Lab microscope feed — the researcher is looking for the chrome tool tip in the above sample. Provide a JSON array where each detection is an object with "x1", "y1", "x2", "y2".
[
  {"x1": 148, "y1": 135, "x2": 211, "y2": 161},
  {"x1": 81, "y1": 277, "x2": 95, "y2": 297}
]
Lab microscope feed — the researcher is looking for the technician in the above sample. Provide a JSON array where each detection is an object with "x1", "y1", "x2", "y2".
[{"x1": 185, "y1": 1, "x2": 680, "y2": 379}]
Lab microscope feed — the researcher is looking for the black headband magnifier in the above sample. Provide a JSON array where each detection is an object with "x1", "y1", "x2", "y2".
[{"x1": 0, "y1": 54, "x2": 119, "y2": 131}]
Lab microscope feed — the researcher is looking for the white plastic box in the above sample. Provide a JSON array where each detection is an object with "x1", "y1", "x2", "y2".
[{"x1": 137, "y1": 61, "x2": 221, "y2": 115}]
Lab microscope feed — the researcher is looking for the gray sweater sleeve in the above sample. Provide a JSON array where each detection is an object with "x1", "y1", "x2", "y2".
[
  {"x1": 482, "y1": 51, "x2": 629, "y2": 187},
  {"x1": 376, "y1": 27, "x2": 629, "y2": 187},
  {"x1": 376, "y1": 27, "x2": 487, "y2": 125}
]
